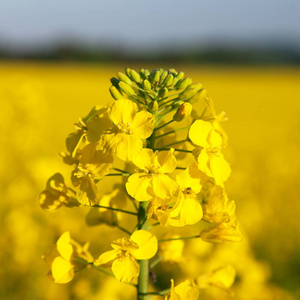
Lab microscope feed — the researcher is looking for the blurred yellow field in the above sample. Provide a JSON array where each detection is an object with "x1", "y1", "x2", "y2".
[{"x1": 1, "y1": 62, "x2": 300, "y2": 299}]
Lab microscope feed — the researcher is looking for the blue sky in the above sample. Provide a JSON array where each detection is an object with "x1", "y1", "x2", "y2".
[{"x1": 1, "y1": 0, "x2": 300, "y2": 50}]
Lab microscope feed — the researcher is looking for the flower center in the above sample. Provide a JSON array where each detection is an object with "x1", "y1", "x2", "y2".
[{"x1": 116, "y1": 121, "x2": 133, "y2": 134}]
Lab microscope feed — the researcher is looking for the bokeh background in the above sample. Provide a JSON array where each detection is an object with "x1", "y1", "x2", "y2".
[{"x1": 1, "y1": 1, "x2": 300, "y2": 299}]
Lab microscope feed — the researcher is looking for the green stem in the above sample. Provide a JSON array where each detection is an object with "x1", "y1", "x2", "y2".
[
  {"x1": 155, "y1": 125, "x2": 190, "y2": 139},
  {"x1": 155, "y1": 148, "x2": 193, "y2": 153},
  {"x1": 106, "y1": 173, "x2": 131, "y2": 177},
  {"x1": 154, "y1": 119, "x2": 174, "y2": 131},
  {"x1": 162, "y1": 139, "x2": 189, "y2": 148},
  {"x1": 116, "y1": 224, "x2": 131, "y2": 235},
  {"x1": 91, "y1": 204, "x2": 138, "y2": 216},
  {"x1": 158, "y1": 235, "x2": 200, "y2": 242},
  {"x1": 113, "y1": 167, "x2": 131, "y2": 174},
  {"x1": 137, "y1": 201, "x2": 149, "y2": 300}
]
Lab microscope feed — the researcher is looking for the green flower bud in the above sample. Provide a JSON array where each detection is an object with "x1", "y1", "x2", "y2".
[
  {"x1": 189, "y1": 88, "x2": 207, "y2": 104},
  {"x1": 110, "y1": 77, "x2": 120, "y2": 87},
  {"x1": 117, "y1": 72, "x2": 132, "y2": 85},
  {"x1": 149, "y1": 100, "x2": 159, "y2": 112},
  {"x1": 164, "y1": 74, "x2": 174, "y2": 87},
  {"x1": 153, "y1": 70, "x2": 160, "y2": 82},
  {"x1": 159, "y1": 87, "x2": 168, "y2": 98},
  {"x1": 130, "y1": 70, "x2": 141, "y2": 83},
  {"x1": 159, "y1": 70, "x2": 168, "y2": 84},
  {"x1": 175, "y1": 77, "x2": 192, "y2": 90},
  {"x1": 109, "y1": 86, "x2": 123, "y2": 100},
  {"x1": 119, "y1": 81, "x2": 135, "y2": 96},
  {"x1": 178, "y1": 83, "x2": 203, "y2": 101},
  {"x1": 173, "y1": 102, "x2": 193, "y2": 122},
  {"x1": 125, "y1": 67, "x2": 131, "y2": 77},
  {"x1": 143, "y1": 79, "x2": 152, "y2": 90}
]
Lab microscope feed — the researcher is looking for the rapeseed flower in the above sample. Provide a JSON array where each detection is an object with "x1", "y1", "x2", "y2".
[
  {"x1": 102, "y1": 99, "x2": 155, "y2": 161},
  {"x1": 94, "y1": 230, "x2": 157, "y2": 282},
  {"x1": 43, "y1": 232, "x2": 93, "y2": 284},
  {"x1": 189, "y1": 119, "x2": 231, "y2": 185},
  {"x1": 39, "y1": 173, "x2": 79, "y2": 211},
  {"x1": 165, "y1": 279, "x2": 199, "y2": 300},
  {"x1": 126, "y1": 148, "x2": 178, "y2": 202},
  {"x1": 71, "y1": 143, "x2": 113, "y2": 205}
]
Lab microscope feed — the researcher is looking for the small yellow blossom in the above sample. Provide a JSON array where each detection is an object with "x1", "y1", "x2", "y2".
[
  {"x1": 126, "y1": 148, "x2": 178, "y2": 202},
  {"x1": 200, "y1": 217, "x2": 242, "y2": 243},
  {"x1": 71, "y1": 143, "x2": 113, "y2": 205},
  {"x1": 66, "y1": 106, "x2": 111, "y2": 157},
  {"x1": 94, "y1": 230, "x2": 158, "y2": 282},
  {"x1": 189, "y1": 119, "x2": 231, "y2": 185},
  {"x1": 196, "y1": 265, "x2": 236, "y2": 294},
  {"x1": 165, "y1": 279, "x2": 199, "y2": 300},
  {"x1": 102, "y1": 99, "x2": 155, "y2": 161},
  {"x1": 39, "y1": 173, "x2": 79, "y2": 211},
  {"x1": 43, "y1": 232, "x2": 93, "y2": 284}
]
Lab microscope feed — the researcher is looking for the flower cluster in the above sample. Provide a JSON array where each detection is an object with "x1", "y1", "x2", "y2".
[{"x1": 40, "y1": 68, "x2": 242, "y2": 299}]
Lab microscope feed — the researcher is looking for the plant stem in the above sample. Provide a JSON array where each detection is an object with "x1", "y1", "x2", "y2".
[
  {"x1": 158, "y1": 235, "x2": 200, "y2": 242},
  {"x1": 91, "y1": 204, "x2": 138, "y2": 216},
  {"x1": 137, "y1": 201, "x2": 149, "y2": 300}
]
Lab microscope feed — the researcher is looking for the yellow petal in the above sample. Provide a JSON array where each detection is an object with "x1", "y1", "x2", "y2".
[
  {"x1": 94, "y1": 250, "x2": 117, "y2": 266},
  {"x1": 210, "y1": 154, "x2": 231, "y2": 185},
  {"x1": 189, "y1": 119, "x2": 212, "y2": 148},
  {"x1": 130, "y1": 230, "x2": 158, "y2": 260},
  {"x1": 157, "y1": 149, "x2": 177, "y2": 174},
  {"x1": 112, "y1": 256, "x2": 139, "y2": 282},
  {"x1": 131, "y1": 148, "x2": 153, "y2": 170},
  {"x1": 56, "y1": 232, "x2": 73, "y2": 261},
  {"x1": 209, "y1": 128, "x2": 223, "y2": 148},
  {"x1": 167, "y1": 279, "x2": 199, "y2": 300},
  {"x1": 52, "y1": 257, "x2": 74, "y2": 284},
  {"x1": 176, "y1": 166, "x2": 202, "y2": 194},
  {"x1": 110, "y1": 99, "x2": 137, "y2": 125},
  {"x1": 130, "y1": 110, "x2": 155, "y2": 139},
  {"x1": 152, "y1": 174, "x2": 178, "y2": 199},
  {"x1": 170, "y1": 195, "x2": 203, "y2": 227},
  {"x1": 197, "y1": 150, "x2": 212, "y2": 177},
  {"x1": 126, "y1": 173, "x2": 153, "y2": 202}
]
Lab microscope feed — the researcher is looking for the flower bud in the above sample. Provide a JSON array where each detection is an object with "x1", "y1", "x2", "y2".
[
  {"x1": 119, "y1": 81, "x2": 135, "y2": 96},
  {"x1": 153, "y1": 70, "x2": 160, "y2": 82},
  {"x1": 117, "y1": 72, "x2": 132, "y2": 85},
  {"x1": 175, "y1": 77, "x2": 192, "y2": 90},
  {"x1": 149, "y1": 100, "x2": 159, "y2": 112},
  {"x1": 178, "y1": 83, "x2": 203, "y2": 101},
  {"x1": 130, "y1": 70, "x2": 141, "y2": 83},
  {"x1": 159, "y1": 87, "x2": 168, "y2": 98},
  {"x1": 125, "y1": 67, "x2": 131, "y2": 77},
  {"x1": 109, "y1": 86, "x2": 123, "y2": 100},
  {"x1": 159, "y1": 70, "x2": 168, "y2": 84},
  {"x1": 173, "y1": 102, "x2": 192, "y2": 122},
  {"x1": 164, "y1": 74, "x2": 174, "y2": 87},
  {"x1": 142, "y1": 79, "x2": 152, "y2": 90}
]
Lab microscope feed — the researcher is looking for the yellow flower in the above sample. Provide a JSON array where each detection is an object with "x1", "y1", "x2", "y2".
[
  {"x1": 44, "y1": 232, "x2": 93, "y2": 284},
  {"x1": 189, "y1": 119, "x2": 231, "y2": 185},
  {"x1": 147, "y1": 164, "x2": 203, "y2": 227},
  {"x1": 168, "y1": 165, "x2": 203, "y2": 227},
  {"x1": 200, "y1": 217, "x2": 242, "y2": 243},
  {"x1": 71, "y1": 143, "x2": 113, "y2": 206},
  {"x1": 39, "y1": 173, "x2": 79, "y2": 211},
  {"x1": 159, "y1": 235, "x2": 184, "y2": 262},
  {"x1": 165, "y1": 279, "x2": 199, "y2": 300},
  {"x1": 202, "y1": 185, "x2": 236, "y2": 224},
  {"x1": 102, "y1": 99, "x2": 155, "y2": 161},
  {"x1": 94, "y1": 230, "x2": 158, "y2": 282},
  {"x1": 196, "y1": 265, "x2": 236, "y2": 294},
  {"x1": 126, "y1": 148, "x2": 178, "y2": 202},
  {"x1": 66, "y1": 106, "x2": 111, "y2": 157}
]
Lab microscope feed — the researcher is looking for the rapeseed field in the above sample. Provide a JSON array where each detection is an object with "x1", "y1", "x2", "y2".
[{"x1": 1, "y1": 62, "x2": 299, "y2": 299}]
